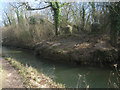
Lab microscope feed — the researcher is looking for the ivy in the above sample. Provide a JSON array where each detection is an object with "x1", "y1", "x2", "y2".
[
  {"x1": 50, "y1": 2, "x2": 62, "y2": 35},
  {"x1": 109, "y1": 2, "x2": 120, "y2": 46},
  {"x1": 110, "y1": 2, "x2": 120, "y2": 32}
]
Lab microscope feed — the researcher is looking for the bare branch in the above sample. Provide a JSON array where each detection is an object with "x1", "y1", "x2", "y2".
[
  {"x1": 27, "y1": 5, "x2": 51, "y2": 10},
  {"x1": 9, "y1": 3, "x2": 24, "y2": 9}
]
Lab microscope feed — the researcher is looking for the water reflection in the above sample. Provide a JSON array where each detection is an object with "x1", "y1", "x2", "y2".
[{"x1": 2, "y1": 46, "x2": 116, "y2": 88}]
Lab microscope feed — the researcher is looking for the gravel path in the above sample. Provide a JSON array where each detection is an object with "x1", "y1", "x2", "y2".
[{"x1": 0, "y1": 59, "x2": 24, "y2": 88}]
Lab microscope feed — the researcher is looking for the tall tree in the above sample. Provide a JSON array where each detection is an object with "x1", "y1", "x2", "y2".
[
  {"x1": 9, "y1": 3, "x2": 24, "y2": 24},
  {"x1": 91, "y1": 2, "x2": 97, "y2": 22},
  {"x1": 109, "y1": 2, "x2": 120, "y2": 47},
  {"x1": 82, "y1": 3, "x2": 85, "y2": 31},
  {"x1": 4, "y1": 11, "x2": 12, "y2": 25},
  {"x1": 25, "y1": 2, "x2": 67, "y2": 36}
]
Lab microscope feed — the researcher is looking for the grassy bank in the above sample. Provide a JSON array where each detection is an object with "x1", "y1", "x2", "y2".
[{"x1": 4, "y1": 57, "x2": 65, "y2": 88}]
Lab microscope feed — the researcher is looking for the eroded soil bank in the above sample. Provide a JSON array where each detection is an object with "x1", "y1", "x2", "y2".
[
  {"x1": 34, "y1": 34, "x2": 119, "y2": 66},
  {"x1": 3, "y1": 33, "x2": 120, "y2": 67}
]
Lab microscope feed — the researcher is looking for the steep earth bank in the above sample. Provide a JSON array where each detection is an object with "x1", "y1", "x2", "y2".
[{"x1": 3, "y1": 33, "x2": 119, "y2": 66}]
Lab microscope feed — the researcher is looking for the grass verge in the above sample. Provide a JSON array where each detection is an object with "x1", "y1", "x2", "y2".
[{"x1": 4, "y1": 57, "x2": 65, "y2": 88}]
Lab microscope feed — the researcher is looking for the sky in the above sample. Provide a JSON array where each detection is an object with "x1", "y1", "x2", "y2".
[
  {"x1": 0, "y1": 1, "x2": 9, "y2": 27},
  {"x1": 0, "y1": 0, "x2": 51, "y2": 27},
  {"x1": 0, "y1": 0, "x2": 46, "y2": 27},
  {"x1": 0, "y1": 1, "x2": 4, "y2": 24}
]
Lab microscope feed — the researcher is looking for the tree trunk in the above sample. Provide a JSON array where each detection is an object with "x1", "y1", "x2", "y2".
[
  {"x1": 82, "y1": 3, "x2": 85, "y2": 31},
  {"x1": 110, "y1": 27, "x2": 118, "y2": 47},
  {"x1": 55, "y1": 25, "x2": 59, "y2": 36},
  {"x1": 109, "y1": 2, "x2": 120, "y2": 47}
]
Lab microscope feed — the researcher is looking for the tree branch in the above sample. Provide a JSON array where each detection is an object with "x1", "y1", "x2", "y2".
[
  {"x1": 60, "y1": 3, "x2": 69, "y2": 8},
  {"x1": 9, "y1": 3, "x2": 24, "y2": 9},
  {"x1": 27, "y1": 5, "x2": 51, "y2": 10}
]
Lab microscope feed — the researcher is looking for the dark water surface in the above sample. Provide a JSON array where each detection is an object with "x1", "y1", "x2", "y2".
[{"x1": 2, "y1": 46, "x2": 117, "y2": 88}]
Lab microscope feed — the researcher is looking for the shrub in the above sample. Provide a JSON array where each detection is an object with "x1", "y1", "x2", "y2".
[
  {"x1": 91, "y1": 22, "x2": 101, "y2": 33},
  {"x1": 29, "y1": 16, "x2": 36, "y2": 25}
]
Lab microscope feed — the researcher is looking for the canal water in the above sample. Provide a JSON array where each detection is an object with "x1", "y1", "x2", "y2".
[{"x1": 2, "y1": 46, "x2": 117, "y2": 88}]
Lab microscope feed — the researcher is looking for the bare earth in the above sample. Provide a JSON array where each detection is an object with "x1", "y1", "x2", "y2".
[{"x1": 0, "y1": 59, "x2": 24, "y2": 88}]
